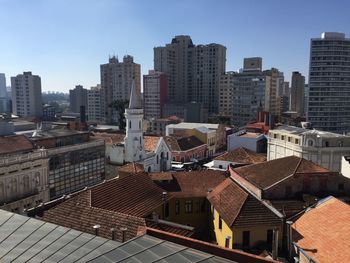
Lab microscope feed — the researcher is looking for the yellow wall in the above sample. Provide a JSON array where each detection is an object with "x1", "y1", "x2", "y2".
[
  {"x1": 166, "y1": 197, "x2": 211, "y2": 231},
  {"x1": 213, "y1": 208, "x2": 234, "y2": 248}
]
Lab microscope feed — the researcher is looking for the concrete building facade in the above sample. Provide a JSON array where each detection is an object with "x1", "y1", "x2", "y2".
[
  {"x1": 11, "y1": 72, "x2": 42, "y2": 118},
  {"x1": 100, "y1": 55, "x2": 141, "y2": 123},
  {"x1": 87, "y1": 84, "x2": 102, "y2": 122},
  {"x1": 308, "y1": 32, "x2": 350, "y2": 133},
  {"x1": 290, "y1": 71, "x2": 305, "y2": 116},
  {"x1": 143, "y1": 70, "x2": 167, "y2": 120},
  {"x1": 154, "y1": 35, "x2": 226, "y2": 114},
  {"x1": 268, "y1": 125, "x2": 350, "y2": 172},
  {"x1": 69, "y1": 85, "x2": 87, "y2": 114}
]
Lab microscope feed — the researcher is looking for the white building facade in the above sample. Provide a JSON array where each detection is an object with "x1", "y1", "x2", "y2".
[
  {"x1": 87, "y1": 85, "x2": 102, "y2": 122},
  {"x1": 268, "y1": 125, "x2": 350, "y2": 172}
]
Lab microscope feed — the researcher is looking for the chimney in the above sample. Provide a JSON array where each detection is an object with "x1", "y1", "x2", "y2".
[
  {"x1": 93, "y1": 224, "x2": 101, "y2": 236},
  {"x1": 286, "y1": 221, "x2": 294, "y2": 260},
  {"x1": 152, "y1": 211, "x2": 159, "y2": 223},
  {"x1": 110, "y1": 227, "x2": 116, "y2": 241},
  {"x1": 120, "y1": 227, "x2": 127, "y2": 242},
  {"x1": 272, "y1": 227, "x2": 279, "y2": 260}
]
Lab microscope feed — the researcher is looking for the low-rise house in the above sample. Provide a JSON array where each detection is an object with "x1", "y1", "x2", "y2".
[
  {"x1": 268, "y1": 125, "x2": 350, "y2": 172},
  {"x1": 149, "y1": 116, "x2": 182, "y2": 136},
  {"x1": 0, "y1": 135, "x2": 49, "y2": 213},
  {"x1": 166, "y1": 122, "x2": 227, "y2": 156},
  {"x1": 208, "y1": 177, "x2": 283, "y2": 250},
  {"x1": 228, "y1": 130, "x2": 267, "y2": 153},
  {"x1": 290, "y1": 196, "x2": 350, "y2": 263},
  {"x1": 206, "y1": 147, "x2": 266, "y2": 170},
  {"x1": 165, "y1": 135, "x2": 207, "y2": 162}
]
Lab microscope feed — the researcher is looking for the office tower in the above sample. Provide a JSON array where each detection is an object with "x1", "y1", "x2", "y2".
[
  {"x1": 100, "y1": 55, "x2": 141, "y2": 123},
  {"x1": 69, "y1": 85, "x2": 87, "y2": 113},
  {"x1": 219, "y1": 58, "x2": 266, "y2": 126},
  {"x1": 0, "y1": 73, "x2": 6, "y2": 98},
  {"x1": 264, "y1": 68, "x2": 284, "y2": 118},
  {"x1": 87, "y1": 84, "x2": 102, "y2": 121},
  {"x1": 154, "y1": 35, "x2": 226, "y2": 114},
  {"x1": 11, "y1": 72, "x2": 42, "y2": 117},
  {"x1": 279, "y1": 81, "x2": 290, "y2": 114},
  {"x1": 143, "y1": 70, "x2": 167, "y2": 120},
  {"x1": 290, "y1": 71, "x2": 305, "y2": 116},
  {"x1": 308, "y1": 32, "x2": 350, "y2": 133}
]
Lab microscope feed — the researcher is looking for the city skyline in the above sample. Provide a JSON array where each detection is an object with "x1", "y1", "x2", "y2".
[{"x1": 1, "y1": 0, "x2": 349, "y2": 92}]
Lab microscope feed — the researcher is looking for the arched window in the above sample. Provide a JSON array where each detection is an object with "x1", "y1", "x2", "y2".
[
  {"x1": 307, "y1": 139, "x2": 314, "y2": 147},
  {"x1": 139, "y1": 121, "x2": 141, "y2": 129},
  {"x1": 23, "y1": 175, "x2": 30, "y2": 192},
  {"x1": 148, "y1": 167, "x2": 151, "y2": 173},
  {"x1": 166, "y1": 152, "x2": 169, "y2": 160},
  {"x1": 157, "y1": 155, "x2": 159, "y2": 164},
  {"x1": 129, "y1": 121, "x2": 132, "y2": 129}
]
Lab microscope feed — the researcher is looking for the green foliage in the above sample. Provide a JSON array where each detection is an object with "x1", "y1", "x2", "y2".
[{"x1": 109, "y1": 100, "x2": 129, "y2": 130}]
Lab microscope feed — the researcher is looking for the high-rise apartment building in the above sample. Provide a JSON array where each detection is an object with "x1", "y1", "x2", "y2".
[
  {"x1": 143, "y1": 70, "x2": 167, "y2": 120},
  {"x1": 0, "y1": 73, "x2": 6, "y2": 98},
  {"x1": 69, "y1": 85, "x2": 87, "y2": 113},
  {"x1": 308, "y1": 32, "x2": 350, "y2": 133},
  {"x1": 290, "y1": 71, "x2": 305, "y2": 116},
  {"x1": 264, "y1": 68, "x2": 284, "y2": 118},
  {"x1": 154, "y1": 35, "x2": 226, "y2": 114},
  {"x1": 11, "y1": 72, "x2": 42, "y2": 117},
  {"x1": 219, "y1": 58, "x2": 266, "y2": 126},
  {"x1": 87, "y1": 84, "x2": 102, "y2": 121},
  {"x1": 100, "y1": 55, "x2": 141, "y2": 123}
]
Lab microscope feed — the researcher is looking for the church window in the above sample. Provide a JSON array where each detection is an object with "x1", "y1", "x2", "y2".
[
  {"x1": 139, "y1": 121, "x2": 141, "y2": 129},
  {"x1": 166, "y1": 152, "x2": 169, "y2": 160},
  {"x1": 129, "y1": 121, "x2": 131, "y2": 129},
  {"x1": 157, "y1": 155, "x2": 159, "y2": 164}
]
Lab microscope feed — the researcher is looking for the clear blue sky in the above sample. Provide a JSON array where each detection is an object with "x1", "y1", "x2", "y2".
[{"x1": 1, "y1": 0, "x2": 349, "y2": 92}]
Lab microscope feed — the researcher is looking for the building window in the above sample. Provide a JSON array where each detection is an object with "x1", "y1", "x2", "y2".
[
  {"x1": 281, "y1": 135, "x2": 285, "y2": 140},
  {"x1": 175, "y1": 200, "x2": 180, "y2": 215},
  {"x1": 308, "y1": 139, "x2": 314, "y2": 146},
  {"x1": 242, "y1": 231, "x2": 250, "y2": 248},
  {"x1": 139, "y1": 121, "x2": 141, "y2": 129},
  {"x1": 218, "y1": 215, "x2": 222, "y2": 229},
  {"x1": 288, "y1": 137, "x2": 291, "y2": 142},
  {"x1": 324, "y1": 141, "x2": 329, "y2": 147},
  {"x1": 156, "y1": 155, "x2": 159, "y2": 164},
  {"x1": 273, "y1": 133, "x2": 277, "y2": 139},
  {"x1": 129, "y1": 121, "x2": 131, "y2": 129},
  {"x1": 295, "y1": 139, "x2": 299, "y2": 144},
  {"x1": 185, "y1": 200, "x2": 193, "y2": 214},
  {"x1": 225, "y1": 236, "x2": 231, "y2": 248}
]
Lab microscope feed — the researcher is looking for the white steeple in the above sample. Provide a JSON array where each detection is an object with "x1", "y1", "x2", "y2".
[{"x1": 124, "y1": 80, "x2": 144, "y2": 162}]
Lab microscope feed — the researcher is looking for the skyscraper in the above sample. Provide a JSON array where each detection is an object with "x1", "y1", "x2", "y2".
[
  {"x1": 290, "y1": 71, "x2": 305, "y2": 116},
  {"x1": 69, "y1": 85, "x2": 87, "y2": 113},
  {"x1": 11, "y1": 72, "x2": 42, "y2": 117},
  {"x1": 0, "y1": 73, "x2": 6, "y2": 98},
  {"x1": 154, "y1": 35, "x2": 226, "y2": 114},
  {"x1": 87, "y1": 85, "x2": 102, "y2": 122},
  {"x1": 143, "y1": 70, "x2": 167, "y2": 120},
  {"x1": 308, "y1": 32, "x2": 350, "y2": 133},
  {"x1": 100, "y1": 55, "x2": 141, "y2": 123}
]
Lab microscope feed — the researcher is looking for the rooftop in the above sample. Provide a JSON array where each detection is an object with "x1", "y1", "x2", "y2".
[
  {"x1": 30, "y1": 128, "x2": 87, "y2": 140},
  {"x1": 233, "y1": 156, "x2": 332, "y2": 190},
  {"x1": 292, "y1": 196, "x2": 350, "y2": 263},
  {"x1": 165, "y1": 135, "x2": 206, "y2": 151},
  {"x1": 118, "y1": 162, "x2": 144, "y2": 174},
  {"x1": 152, "y1": 170, "x2": 228, "y2": 198},
  {"x1": 214, "y1": 147, "x2": 266, "y2": 164},
  {"x1": 0, "y1": 210, "x2": 270, "y2": 263},
  {"x1": 207, "y1": 178, "x2": 281, "y2": 228},
  {"x1": 92, "y1": 132, "x2": 125, "y2": 145},
  {"x1": 144, "y1": 135, "x2": 161, "y2": 152},
  {"x1": 167, "y1": 122, "x2": 220, "y2": 130},
  {"x1": 272, "y1": 125, "x2": 350, "y2": 138},
  {"x1": 0, "y1": 135, "x2": 34, "y2": 155}
]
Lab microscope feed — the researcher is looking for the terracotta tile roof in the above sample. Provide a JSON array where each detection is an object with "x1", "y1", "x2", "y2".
[
  {"x1": 93, "y1": 132, "x2": 125, "y2": 145},
  {"x1": 233, "y1": 156, "x2": 332, "y2": 190},
  {"x1": 154, "y1": 170, "x2": 228, "y2": 198},
  {"x1": 118, "y1": 162, "x2": 144, "y2": 174},
  {"x1": 292, "y1": 196, "x2": 350, "y2": 263},
  {"x1": 0, "y1": 135, "x2": 34, "y2": 155},
  {"x1": 91, "y1": 172, "x2": 168, "y2": 217},
  {"x1": 208, "y1": 178, "x2": 282, "y2": 228},
  {"x1": 150, "y1": 171, "x2": 174, "y2": 181},
  {"x1": 42, "y1": 191, "x2": 146, "y2": 242},
  {"x1": 165, "y1": 135, "x2": 205, "y2": 152},
  {"x1": 144, "y1": 135, "x2": 161, "y2": 152},
  {"x1": 214, "y1": 147, "x2": 266, "y2": 164},
  {"x1": 145, "y1": 219, "x2": 194, "y2": 237}
]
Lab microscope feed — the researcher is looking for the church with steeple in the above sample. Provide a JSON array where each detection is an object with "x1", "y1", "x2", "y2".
[{"x1": 107, "y1": 81, "x2": 172, "y2": 172}]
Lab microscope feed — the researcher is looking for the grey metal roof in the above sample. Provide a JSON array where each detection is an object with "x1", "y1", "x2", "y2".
[{"x1": 0, "y1": 210, "x2": 238, "y2": 263}]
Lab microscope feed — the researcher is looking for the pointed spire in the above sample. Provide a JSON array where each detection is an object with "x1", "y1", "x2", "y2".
[{"x1": 128, "y1": 80, "x2": 142, "y2": 109}]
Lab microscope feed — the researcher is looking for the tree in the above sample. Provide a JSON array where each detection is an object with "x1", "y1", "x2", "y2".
[{"x1": 109, "y1": 100, "x2": 129, "y2": 130}]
